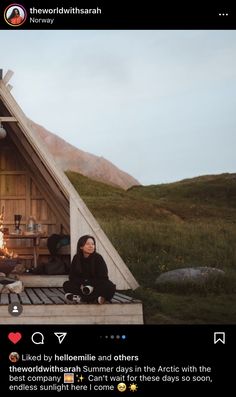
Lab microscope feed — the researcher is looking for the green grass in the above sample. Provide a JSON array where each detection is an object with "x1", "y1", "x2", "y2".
[
  {"x1": 132, "y1": 287, "x2": 236, "y2": 324},
  {"x1": 66, "y1": 171, "x2": 236, "y2": 324}
]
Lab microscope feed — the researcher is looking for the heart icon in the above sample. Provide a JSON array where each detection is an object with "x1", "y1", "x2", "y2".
[{"x1": 8, "y1": 332, "x2": 22, "y2": 344}]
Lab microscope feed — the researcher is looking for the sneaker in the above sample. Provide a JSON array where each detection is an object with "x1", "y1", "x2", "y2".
[
  {"x1": 74, "y1": 295, "x2": 82, "y2": 303},
  {"x1": 65, "y1": 293, "x2": 82, "y2": 304},
  {"x1": 98, "y1": 296, "x2": 106, "y2": 305}
]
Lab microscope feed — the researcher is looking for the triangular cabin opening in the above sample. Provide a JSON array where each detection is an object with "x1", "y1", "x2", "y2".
[
  {"x1": 0, "y1": 71, "x2": 139, "y2": 291},
  {"x1": 0, "y1": 98, "x2": 70, "y2": 268}
]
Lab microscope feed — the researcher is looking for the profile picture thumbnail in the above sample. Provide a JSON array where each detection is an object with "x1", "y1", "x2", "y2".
[
  {"x1": 9, "y1": 351, "x2": 20, "y2": 363},
  {"x1": 4, "y1": 4, "x2": 27, "y2": 27}
]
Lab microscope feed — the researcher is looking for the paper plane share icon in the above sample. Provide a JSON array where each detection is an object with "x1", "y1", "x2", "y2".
[{"x1": 54, "y1": 332, "x2": 67, "y2": 344}]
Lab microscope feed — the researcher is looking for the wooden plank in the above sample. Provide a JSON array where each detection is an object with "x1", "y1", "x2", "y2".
[
  {"x1": 34, "y1": 288, "x2": 53, "y2": 304},
  {"x1": 41, "y1": 288, "x2": 64, "y2": 304},
  {"x1": 25, "y1": 173, "x2": 31, "y2": 226},
  {"x1": 47, "y1": 296, "x2": 64, "y2": 304},
  {"x1": 0, "y1": 171, "x2": 27, "y2": 175},
  {"x1": 3, "y1": 70, "x2": 14, "y2": 84},
  {"x1": 38, "y1": 246, "x2": 70, "y2": 255},
  {"x1": 26, "y1": 288, "x2": 43, "y2": 304},
  {"x1": 111, "y1": 296, "x2": 123, "y2": 303},
  {"x1": 113, "y1": 295, "x2": 132, "y2": 303},
  {"x1": 9, "y1": 293, "x2": 20, "y2": 303},
  {"x1": 40, "y1": 288, "x2": 58, "y2": 297},
  {"x1": 0, "y1": 117, "x2": 17, "y2": 122},
  {"x1": 0, "y1": 293, "x2": 10, "y2": 304},
  {"x1": 0, "y1": 196, "x2": 27, "y2": 199},
  {"x1": 0, "y1": 302, "x2": 143, "y2": 316},
  {"x1": 0, "y1": 314, "x2": 144, "y2": 325},
  {"x1": 18, "y1": 291, "x2": 31, "y2": 304},
  {"x1": 18, "y1": 275, "x2": 68, "y2": 288},
  {"x1": 49, "y1": 288, "x2": 66, "y2": 300}
]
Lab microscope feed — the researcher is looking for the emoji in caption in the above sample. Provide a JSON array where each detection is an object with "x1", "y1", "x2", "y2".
[
  {"x1": 77, "y1": 374, "x2": 85, "y2": 382},
  {"x1": 117, "y1": 383, "x2": 127, "y2": 392},
  {"x1": 129, "y1": 383, "x2": 138, "y2": 392},
  {"x1": 64, "y1": 373, "x2": 74, "y2": 383}
]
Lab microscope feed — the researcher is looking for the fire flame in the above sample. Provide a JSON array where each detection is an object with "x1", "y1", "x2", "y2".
[
  {"x1": 0, "y1": 229, "x2": 4, "y2": 249},
  {"x1": 0, "y1": 208, "x2": 4, "y2": 250},
  {"x1": 0, "y1": 231, "x2": 14, "y2": 258},
  {"x1": 0, "y1": 207, "x2": 15, "y2": 258}
]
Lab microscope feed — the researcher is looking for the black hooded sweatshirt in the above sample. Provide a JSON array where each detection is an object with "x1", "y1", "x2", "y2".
[{"x1": 69, "y1": 252, "x2": 109, "y2": 287}]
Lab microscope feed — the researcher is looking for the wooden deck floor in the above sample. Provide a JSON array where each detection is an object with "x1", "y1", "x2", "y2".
[{"x1": 0, "y1": 285, "x2": 143, "y2": 324}]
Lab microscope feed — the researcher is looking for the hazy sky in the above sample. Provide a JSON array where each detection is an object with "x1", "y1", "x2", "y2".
[{"x1": 1, "y1": 30, "x2": 236, "y2": 185}]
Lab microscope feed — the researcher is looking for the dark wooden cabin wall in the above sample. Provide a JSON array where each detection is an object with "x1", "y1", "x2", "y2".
[{"x1": 0, "y1": 135, "x2": 69, "y2": 259}]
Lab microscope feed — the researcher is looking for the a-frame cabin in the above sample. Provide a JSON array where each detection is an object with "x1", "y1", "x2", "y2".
[{"x1": 0, "y1": 70, "x2": 143, "y2": 324}]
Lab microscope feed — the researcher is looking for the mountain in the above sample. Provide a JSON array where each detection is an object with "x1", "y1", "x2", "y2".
[{"x1": 28, "y1": 120, "x2": 140, "y2": 190}]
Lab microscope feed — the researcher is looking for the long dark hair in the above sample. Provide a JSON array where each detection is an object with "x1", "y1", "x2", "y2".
[
  {"x1": 8, "y1": 8, "x2": 20, "y2": 20},
  {"x1": 76, "y1": 235, "x2": 96, "y2": 254},
  {"x1": 76, "y1": 235, "x2": 97, "y2": 276}
]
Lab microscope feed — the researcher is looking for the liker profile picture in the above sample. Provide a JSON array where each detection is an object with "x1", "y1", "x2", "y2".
[{"x1": 4, "y1": 4, "x2": 27, "y2": 27}]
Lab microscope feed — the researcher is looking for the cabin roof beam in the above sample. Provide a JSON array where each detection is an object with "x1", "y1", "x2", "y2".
[{"x1": 0, "y1": 117, "x2": 17, "y2": 122}]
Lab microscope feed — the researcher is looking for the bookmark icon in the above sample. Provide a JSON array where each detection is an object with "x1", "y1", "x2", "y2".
[{"x1": 214, "y1": 332, "x2": 225, "y2": 344}]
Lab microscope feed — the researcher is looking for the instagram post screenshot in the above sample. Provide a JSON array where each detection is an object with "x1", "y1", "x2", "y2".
[{"x1": 0, "y1": 0, "x2": 235, "y2": 394}]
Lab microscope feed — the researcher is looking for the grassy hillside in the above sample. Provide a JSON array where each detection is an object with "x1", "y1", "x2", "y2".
[
  {"x1": 66, "y1": 171, "x2": 236, "y2": 324},
  {"x1": 129, "y1": 173, "x2": 236, "y2": 221}
]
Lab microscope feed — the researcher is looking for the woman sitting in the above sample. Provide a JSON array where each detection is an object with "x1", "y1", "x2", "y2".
[{"x1": 63, "y1": 235, "x2": 116, "y2": 304}]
